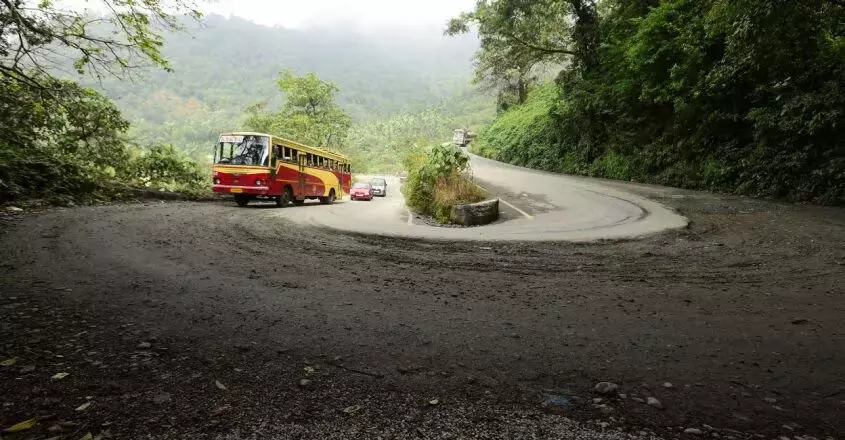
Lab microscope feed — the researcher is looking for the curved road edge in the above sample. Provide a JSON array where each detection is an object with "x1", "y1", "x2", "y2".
[{"x1": 281, "y1": 156, "x2": 689, "y2": 242}]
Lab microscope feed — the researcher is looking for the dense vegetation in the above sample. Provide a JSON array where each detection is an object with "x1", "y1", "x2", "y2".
[
  {"x1": 243, "y1": 70, "x2": 352, "y2": 149},
  {"x1": 403, "y1": 143, "x2": 486, "y2": 223},
  {"x1": 0, "y1": 77, "x2": 208, "y2": 205},
  {"x1": 0, "y1": 0, "x2": 210, "y2": 204},
  {"x1": 452, "y1": 0, "x2": 845, "y2": 204},
  {"x1": 240, "y1": 70, "x2": 467, "y2": 173},
  {"x1": 1, "y1": 2, "x2": 493, "y2": 205}
]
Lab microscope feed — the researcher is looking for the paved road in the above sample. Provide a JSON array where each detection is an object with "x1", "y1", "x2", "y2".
[{"x1": 283, "y1": 154, "x2": 687, "y2": 241}]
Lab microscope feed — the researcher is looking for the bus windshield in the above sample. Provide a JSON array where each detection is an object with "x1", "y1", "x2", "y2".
[{"x1": 215, "y1": 135, "x2": 270, "y2": 166}]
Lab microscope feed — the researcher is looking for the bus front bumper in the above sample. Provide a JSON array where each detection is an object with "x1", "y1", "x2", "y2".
[{"x1": 213, "y1": 185, "x2": 271, "y2": 196}]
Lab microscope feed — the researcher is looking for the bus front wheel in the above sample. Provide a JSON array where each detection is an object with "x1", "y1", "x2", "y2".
[
  {"x1": 276, "y1": 187, "x2": 292, "y2": 208},
  {"x1": 234, "y1": 195, "x2": 249, "y2": 207}
]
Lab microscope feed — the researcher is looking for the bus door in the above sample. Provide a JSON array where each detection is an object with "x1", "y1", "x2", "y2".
[{"x1": 297, "y1": 153, "x2": 307, "y2": 196}]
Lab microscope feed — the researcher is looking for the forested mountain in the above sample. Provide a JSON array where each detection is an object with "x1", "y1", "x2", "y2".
[{"x1": 78, "y1": 15, "x2": 493, "y2": 160}]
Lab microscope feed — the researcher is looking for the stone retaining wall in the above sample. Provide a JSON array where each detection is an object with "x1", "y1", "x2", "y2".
[{"x1": 454, "y1": 199, "x2": 499, "y2": 226}]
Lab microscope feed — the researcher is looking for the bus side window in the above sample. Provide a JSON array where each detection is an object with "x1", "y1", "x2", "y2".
[
  {"x1": 272, "y1": 145, "x2": 281, "y2": 164},
  {"x1": 283, "y1": 147, "x2": 291, "y2": 161}
]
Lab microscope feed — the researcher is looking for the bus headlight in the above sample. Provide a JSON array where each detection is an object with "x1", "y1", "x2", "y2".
[
  {"x1": 213, "y1": 178, "x2": 220, "y2": 185},
  {"x1": 255, "y1": 179, "x2": 264, "y2": 186}
]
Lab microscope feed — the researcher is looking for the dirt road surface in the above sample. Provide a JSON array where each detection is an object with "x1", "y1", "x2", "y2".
[{"x1": 1, "y1": 175, "x2": 844, "y2": 439}]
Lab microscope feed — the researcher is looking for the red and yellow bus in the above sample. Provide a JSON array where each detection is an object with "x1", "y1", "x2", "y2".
[{"x1": 212, "y1": 132, "x2": 352, "y2": 207}]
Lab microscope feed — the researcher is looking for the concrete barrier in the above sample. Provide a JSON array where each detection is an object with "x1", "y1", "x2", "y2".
[{"x1": 454, "y1": 198, "x2": 499, "y2": 226}]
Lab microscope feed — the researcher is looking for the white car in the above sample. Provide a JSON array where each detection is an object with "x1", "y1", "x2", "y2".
[{"x1": 370, "y1": 177, "x2": 387, "y2": 197}]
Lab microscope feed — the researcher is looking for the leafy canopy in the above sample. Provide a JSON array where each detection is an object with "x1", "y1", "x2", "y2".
[
  {"x1": 0, "y1": 0, "x2": 202, "y2": 88},
  {"x1": 446, "y1": 0, "x2": 596, "y2": 109},
  {"x1": 462, "y1": 0, "x2": 845, "y2": 203},
  {"x1": 244, "y1": 70, "x2": 351, "y2": 149}
]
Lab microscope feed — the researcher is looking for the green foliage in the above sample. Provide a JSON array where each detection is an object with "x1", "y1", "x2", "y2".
[
  {"x1": 403, "y1": 143, "x2": 484, "y2": 223},
  {"x1": 464, "y1": 0, "x2": 845, "y2": 204},
  {"x1": 446, "y1": 0, "x2": 592, "y2": 109},
  {"x1": 0, "y1": 75, "x2": 209, "y2": 204},
  {"x1": 346, "y1": 107, "x2": 460, "y2": 173},
  {"x1": 1, "y1": 0, "x2": 201, "y2": 87},
  {"x1": 471, "y1": 84, "x2": 561, "y2": 171},
  {"x1": 419, "y1": 143, "x2": 471, "y2": 181},
  {"x1": 123, "y1": 144, "x2": 208, "y2": 193},
  {"x1": 0, "y1": 76, "x2": 129, "y2": 203},
  {"x1": 72, "y1": 15, "x2": 494, "y2": 165},
  {"x1": 243, "y1": 70, "x2": 352, "y2": 150}
]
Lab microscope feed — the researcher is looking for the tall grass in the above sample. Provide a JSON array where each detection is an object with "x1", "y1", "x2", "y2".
[{"x1": 431, "y1": 172, "x2": 487, "y2": 223}]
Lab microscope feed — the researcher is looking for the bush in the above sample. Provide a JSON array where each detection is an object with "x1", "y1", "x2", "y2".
[
  {"x1": 403, "y1": 143, "x2": 486, "y2": 223},
  {"x1": 122, "y1": 144, "x2": 209, "y2": 194},
  {"x1": 431, "y1": 171, "x2": 487, "y2": 223},
  {"x1": 0, "y1": 142, "x2": 103, "y2": 204},
  {"x1": 471, "y1": 84, "x2": 561, "y2": 171},
  {"x1": 0, "y1": 77, "x2": 210, "y2": 205}
]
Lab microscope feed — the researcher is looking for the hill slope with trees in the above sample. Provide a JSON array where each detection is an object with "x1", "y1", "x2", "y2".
[
  {"x1": 452, "y1": 0, "x2": 844, "y2": 204},
  {"x1": 79, "y1": 15, "x2": 494, "y2": 163}
]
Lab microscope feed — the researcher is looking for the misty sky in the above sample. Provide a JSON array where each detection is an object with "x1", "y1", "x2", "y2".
[
  {"x1": 205, "y1": 0, "x2": 476, "y2": 31},
  {"x1": 60, "y1": 0, "x2": 476, "y2": 33}
]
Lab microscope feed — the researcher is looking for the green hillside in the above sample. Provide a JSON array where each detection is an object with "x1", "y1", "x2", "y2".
[{"x1": 78, "y1": 15, "x2": 494, "y2": 161}]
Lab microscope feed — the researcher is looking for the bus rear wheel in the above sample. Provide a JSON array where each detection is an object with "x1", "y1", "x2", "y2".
[
  {"x1": 319, "y1": 189, "x2": 336, "y2": 205},
  {"x1": 234, "y1": 195, "x2": 249, "y2": 207}
]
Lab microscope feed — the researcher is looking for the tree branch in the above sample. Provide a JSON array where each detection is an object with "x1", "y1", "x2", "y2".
[{"x1": 503, "y1": 30, "x2": 577, "y2": 56}]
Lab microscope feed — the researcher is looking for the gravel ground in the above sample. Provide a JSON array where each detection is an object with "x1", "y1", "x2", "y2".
[{"x1": 1, "y1": 193, "x2": 843, "y2": 439}]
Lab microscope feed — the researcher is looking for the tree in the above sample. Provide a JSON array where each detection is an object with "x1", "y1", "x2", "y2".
[
  {"x1": 243, "y1": 70, "x2": 352, "y2": 149},
  {"x1": 0, "y1": 75, "x2": 132, "y2": 201},
  {"x1": 0, "y1": 0, "x2": 202, "y2": 89},
  {"x1": 469, "y1": 0, "x2": 845, "y2": 204},
  {"x1": 446, "y1": 0, "x2": 598, "y2": 104},
  {"x1": 344, "y1": 107, "x2": 456, "y2": 172}
]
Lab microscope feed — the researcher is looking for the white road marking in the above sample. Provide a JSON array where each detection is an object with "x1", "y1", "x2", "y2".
[
  {"x1": 475, "y1": 182, "x2": 533, "y2": 220},
  {"x1": 498, "y1": 197, "x2": 534, "y2": 220}
]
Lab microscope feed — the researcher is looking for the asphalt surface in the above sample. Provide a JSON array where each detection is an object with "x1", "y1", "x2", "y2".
[
  {"x1": 1, "y1": 169, "x2": 844, "y2": 439},
  {"x1": 284, "y1": 154, "x2": 688, "y2": 241}
]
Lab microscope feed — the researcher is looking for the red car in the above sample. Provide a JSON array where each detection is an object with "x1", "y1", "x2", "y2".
[{"x1": 350, "y1": 182, "x2": 374, "y2": 201}]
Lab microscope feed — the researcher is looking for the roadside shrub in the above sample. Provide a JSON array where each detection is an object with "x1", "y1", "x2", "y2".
[
  {"x1": 122, "y1": 144, "x2": 209, "y2": 194},
  {"x1": 0, "y1": 142, "x2": 103, "y2": 204},
  {"x1": 471, "y1": 84, "x2": 560, "y2": 171},
  {"x1": 403, "y1": 143, "x2": 485, "y2": 223},
  {"x1": 431, "y1": 171, "x2": 486, "y2": 223},
  {"x1": 0, "y1": 76, "x2": 210, "y2": 205}
]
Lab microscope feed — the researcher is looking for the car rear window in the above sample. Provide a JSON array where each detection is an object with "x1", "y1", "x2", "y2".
[{"x1": 353, "y1": 183, "x2": 370, "y2": 189}]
